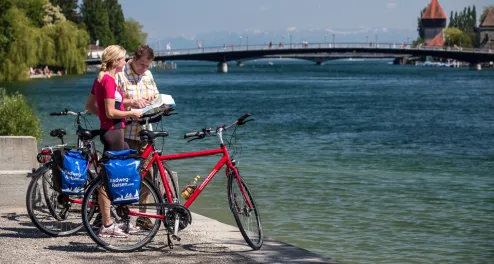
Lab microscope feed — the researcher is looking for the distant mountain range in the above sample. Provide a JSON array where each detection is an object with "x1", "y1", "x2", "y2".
[{"x1": 148, "y1": 27, "x2": 418, "y2": 50}]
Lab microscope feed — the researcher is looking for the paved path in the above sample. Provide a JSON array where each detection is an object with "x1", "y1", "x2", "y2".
[{"x1": 0, "y1": 173, "x2": 339, "y2": 263}]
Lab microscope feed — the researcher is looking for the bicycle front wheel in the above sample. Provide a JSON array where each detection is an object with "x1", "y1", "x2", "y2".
[
  {"x1": 26, "y1": 163, "x2": 93, "y2": 236},
  {"x1": 227, "y1": 169, "x2": 263, "y2": 250},
  {"x1": 81, "y1": 176, "x2": 163, "y2": 252}
]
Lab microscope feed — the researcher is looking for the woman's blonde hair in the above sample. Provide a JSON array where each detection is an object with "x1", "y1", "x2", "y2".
[{"x1": 98, "y1": 45, "x2": 126, "y2": 80}]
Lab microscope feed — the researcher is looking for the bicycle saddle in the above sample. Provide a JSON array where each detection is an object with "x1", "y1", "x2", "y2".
[
  {"x1": 77, "y1": 129, "x2": 100, "y2": 140},
  {"x1": 50, "y1": 129, "x2": 66, "y2": 138},
  {"x1": 138, "y1": 130, "x2": 168, "y2": 141}
]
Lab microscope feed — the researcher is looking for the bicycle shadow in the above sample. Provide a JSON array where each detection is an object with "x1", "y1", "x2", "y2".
[
  {"x1": 45, "y1": 241, "x2": 170, "y2": 253},
  {"x1": 182, "y1": 241, "x2": 253, "y2": 253}
]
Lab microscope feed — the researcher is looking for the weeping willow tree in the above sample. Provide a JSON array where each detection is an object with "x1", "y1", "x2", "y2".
[
  {"x1": 0, "y1": 2, "x2": 89, "y2": 81},
  {"x1": 42, "y1": 21, "x2": 89, "y2": 74},
  {"x1": 0, "y1": 7, "x2": 40, "y2": 81}
]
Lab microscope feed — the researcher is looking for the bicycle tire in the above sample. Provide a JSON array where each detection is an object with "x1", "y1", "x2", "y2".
[
  {"x1": 81, "y1": 176, "x2": 163, "y2": 252},
  {"x1": 227, "y1": 169, "x2": 263, "y2": 250},
  {"x1": 26, "y1": 163, "x2": 96, "y2": 236},
  {"x1": 153, "y1": 161, "x2": 180, "y2": 204}
]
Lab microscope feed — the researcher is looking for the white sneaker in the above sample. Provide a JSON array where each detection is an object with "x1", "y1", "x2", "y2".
[{"x1": 98, "y1": 223, "x2": 128, "y2": 238}]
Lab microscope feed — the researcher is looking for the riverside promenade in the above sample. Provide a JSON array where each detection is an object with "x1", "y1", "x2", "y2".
[{"x1": 0, "y1": 172, "x2": 339, "y2": 264}]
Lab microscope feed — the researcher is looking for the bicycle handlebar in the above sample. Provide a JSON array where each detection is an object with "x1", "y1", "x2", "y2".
[
  {"x1": 125, "y1": 107, "x2": 176, "y2": 125},
  {"x1": 183, "y1": 113, "x2": 253, "y2": 139},
  {"x1": 50, "y1": 109, "x2": 88, "y2": 116}
]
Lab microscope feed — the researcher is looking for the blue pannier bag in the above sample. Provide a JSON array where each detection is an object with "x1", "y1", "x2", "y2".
[
  {"x1": 61, "y1": 150, "x2": 88, "y2": 195},
  {"x1": 102, "y1": 149, "x2": 141, "y2": 204}
]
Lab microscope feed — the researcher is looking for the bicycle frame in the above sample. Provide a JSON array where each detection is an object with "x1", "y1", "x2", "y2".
[{"x1": 127, "y1": 138, "x2": 253, "y2": 220}]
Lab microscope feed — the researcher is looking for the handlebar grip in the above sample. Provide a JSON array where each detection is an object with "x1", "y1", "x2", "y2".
[
  {"x1": 184, "y1": 132, "x2": 202, "y2": 139},
  {"x1": 49, "y1": 112, "x2": 65, "y2": 116},
  {"x1": 238, "y1": 113, "x2": 252, "y2": 122}
]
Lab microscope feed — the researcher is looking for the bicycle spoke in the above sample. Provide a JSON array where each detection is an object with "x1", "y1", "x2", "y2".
[{"x1": 228, "y1": 172, "x2": 263, "y2": 250}]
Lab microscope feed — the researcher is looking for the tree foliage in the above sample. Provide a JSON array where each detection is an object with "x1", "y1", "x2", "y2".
[
  {"x1": 0, "y1": 88, "x2": 41, "y2": 140},
  {"x1": 125, "y1": 18, "x2": 147, "y2": 52},
  {"x1": 448, "y1": 5, "x2": 477, "y2": 33},
  {"x1": 0, "y1": 3, "x2": 89, "y2": 81},
  {"x1": 480, "y1": 6, "x2": 494, "y2": 24},
  {"x1": 105, "y1": 0, "x2": 127, "y2": 46},
  {"x1": 448, "y1": 5, "x2": 479, "y2": 47},
  {"x1": 43, "y1": 1, "x2": 66, "y2": 26},
  {"x1": 444, "y1": 28, "x2": 473, "y2": 48},
  {"x1": 0, "y1": 0, "x2": 149, "y2": 81},
  {"x1": 416, "y1": 7, "x2": 426, "y2": 43},
  {"x1": 81, "y1": 0, "x2": 114, "y2": 46},
  {"x1": 12, "y1": 0, "x2": 45, "y2": 27},
  {"x1": 42, "y1": 21, "x2": 90, "y2": 74},
  {"x1": 0, "y1": 0, "x2": 15, "y2": 59},
  {"x1": 49, "y1": 0, "x2": 79, "y2": 23}
]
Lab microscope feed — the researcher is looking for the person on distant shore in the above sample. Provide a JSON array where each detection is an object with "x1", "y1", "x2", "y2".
[
  {"x1": 84, "y1": 45, "x2": 142, "y2": 237},
  {"x1": 116, "y1": 44, "x2": 162, "y2": 230},
  {"x1": 43, "y1": 65, "x2": 52, "y2": 78}
]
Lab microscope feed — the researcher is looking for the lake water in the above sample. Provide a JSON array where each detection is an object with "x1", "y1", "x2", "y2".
[{"x1": 2, "y1": 60, "x2": 493, "y2": 263}]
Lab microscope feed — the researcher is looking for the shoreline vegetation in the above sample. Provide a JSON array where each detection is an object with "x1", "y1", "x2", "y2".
[{"x1": 0, "y1": 0, "x2": 147, "y2": 82}]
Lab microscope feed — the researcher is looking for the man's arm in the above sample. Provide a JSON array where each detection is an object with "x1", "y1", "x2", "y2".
[{"x1": 85, "y1": 93, "x2": 98, "y2": 115}]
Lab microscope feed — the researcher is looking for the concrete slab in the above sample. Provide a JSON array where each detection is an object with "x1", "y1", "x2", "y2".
[{"x1": 0, "y1": 136, "x2": 38, "y2": 172}]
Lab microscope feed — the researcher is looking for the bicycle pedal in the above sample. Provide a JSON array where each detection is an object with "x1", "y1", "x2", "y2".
[{"x1": 171, "y1": 234, "x2": 181, "y2": 241}]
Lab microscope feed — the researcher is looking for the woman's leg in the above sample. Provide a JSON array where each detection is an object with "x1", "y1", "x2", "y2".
[{"x1": 99, "y1": 129, "x2": 128, "y2": 226}]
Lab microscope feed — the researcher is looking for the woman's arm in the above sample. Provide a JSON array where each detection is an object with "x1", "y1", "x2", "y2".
[
  {"x1": 104, "y1": 98, "x2": 141, "y2": 119},
  {"x1": 85, "y1": 93, "x2": 98, "y2": 115}
]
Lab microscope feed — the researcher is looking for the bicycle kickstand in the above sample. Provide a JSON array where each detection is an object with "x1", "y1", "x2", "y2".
[{"x1": 167, "y1": 232, "x2": 174, "y2": 249}]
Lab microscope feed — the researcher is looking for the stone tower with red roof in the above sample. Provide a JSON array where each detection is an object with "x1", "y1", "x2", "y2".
[
  {"x1": 478, "y1": 9, "x2": 494, "y2": 49},
  {"x1": 421, "y1": 0, "x2": 447, "y2": 46}
]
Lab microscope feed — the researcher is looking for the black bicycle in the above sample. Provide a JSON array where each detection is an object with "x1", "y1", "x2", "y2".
[{"x1": 26, "y1": 110, "x2": 100, "y2": 236}]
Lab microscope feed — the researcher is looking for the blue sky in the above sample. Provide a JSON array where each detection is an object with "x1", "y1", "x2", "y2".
[{"x1": 119, "y1": 0, "x2": 492, "y2": 41}]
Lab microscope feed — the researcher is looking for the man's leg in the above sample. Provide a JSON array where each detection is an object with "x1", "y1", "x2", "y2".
[{"x1": 125, "y1": 139, "x2": 154, "y2": 230}]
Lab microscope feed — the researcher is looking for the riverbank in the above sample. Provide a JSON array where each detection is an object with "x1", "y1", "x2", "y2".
[{"x1": 0, "y1": 172, "x2": 339, "y2": 264}]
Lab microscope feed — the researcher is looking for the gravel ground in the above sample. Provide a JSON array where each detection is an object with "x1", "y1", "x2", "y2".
[{"x1": 0, "y1": 173, "x2": 338, "y2": 263}]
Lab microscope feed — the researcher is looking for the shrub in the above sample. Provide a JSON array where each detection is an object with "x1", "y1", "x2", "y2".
[{"x1": 0, "y1": 88, "x2": 41, "y2": 140}]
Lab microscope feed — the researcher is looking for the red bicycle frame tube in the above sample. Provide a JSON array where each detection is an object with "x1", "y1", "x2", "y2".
[{"x1": 139, "y1": 143, "x2": 253, "y2": 210}]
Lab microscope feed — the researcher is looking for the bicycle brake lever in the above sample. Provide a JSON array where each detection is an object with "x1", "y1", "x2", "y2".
[{"x1": 187, "y1": 137, "x2": 200, "y2": 143}]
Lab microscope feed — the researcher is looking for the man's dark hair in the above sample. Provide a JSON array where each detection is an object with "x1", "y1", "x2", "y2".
[{"x1": 134, "y1": 45, "x2": 155, "y2": 60}]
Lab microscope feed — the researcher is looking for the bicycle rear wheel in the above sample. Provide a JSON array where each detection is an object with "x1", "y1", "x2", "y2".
[
  {"x1": 227, "y1": 169, "x2": 263, "y2": 250},
  {"x1": 81, "y1": 176, "x2": 163, "y2": 252},
  {"x1": 26, "y1": 163, "x2": 95, "y2": 236},
  {"x1": 153, "y1": 161, "x2": 180, "y2": 204}
]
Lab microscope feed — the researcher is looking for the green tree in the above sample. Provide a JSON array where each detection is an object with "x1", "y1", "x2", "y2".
[
  {"x1": 125, "y1": 18, "x2": 147, "y2": 52},
  {"x1": 12, "y1": 0, "x2": 45, "y2": 27},
  {"x1": 480, "y1": 6, "x2": 494, "y2": 24},
  {"x1": 0, "y1": 6, "x2": 41, "y2": 81},
  {"x1": 0, "y1": 88, "x2": 41, "y2": 140},
  {"x1": 444, "y1": 27, "x2": 473, "y2": 47},
  {"x1": 42, "y1": 21, "x2": 89, "y2": 74},
  {"x1": 416, "y1": 7, "x2": 426, "y2": 42},
  {"x1": 49, "y1": 0, "x2": 79, "y2": 23},
  {"x1": 0, "y1": 4, "x2": 89, "y2": 81},
  {"x1": 81, "y1": 0, "x2": 113, "y2": 46},
  {"x1": 449, "y1": 11, "x2": 455, "y2": 27},
  {"x1": 0, "y1": 0, "x2": 15, "y2": 59},
  {"x1": 43, "y1": 1, "x2": 66, "y2": 26},
  {"x1": 105, "y1": 0, "x2": 126, "y2": 46}
]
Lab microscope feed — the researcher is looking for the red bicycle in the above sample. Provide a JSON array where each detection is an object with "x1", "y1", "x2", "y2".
[{"x1": 81, "y1": 113, "x2": 263, "y2": 252}]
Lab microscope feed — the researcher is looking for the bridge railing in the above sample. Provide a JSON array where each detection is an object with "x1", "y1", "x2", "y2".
[
  {"x1": 86, "y1": 43, "x2": 493, "y2": 61},
  {"x1": 153, "y1": 42, "x2": 494, "y2": 57}
]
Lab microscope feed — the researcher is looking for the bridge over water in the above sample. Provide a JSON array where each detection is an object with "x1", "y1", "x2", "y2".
[{"x1": 86, "y1": 42, "x2": 494, "y2": 72}]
